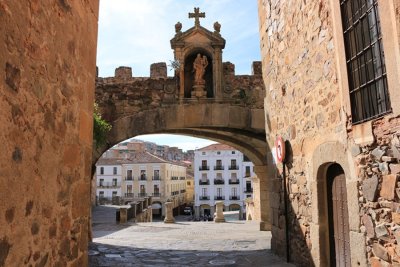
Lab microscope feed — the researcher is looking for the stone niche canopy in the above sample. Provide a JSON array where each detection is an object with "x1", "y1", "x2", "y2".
[{"x1": 171, "y1": 7, "x2": 226, "y2": 99}]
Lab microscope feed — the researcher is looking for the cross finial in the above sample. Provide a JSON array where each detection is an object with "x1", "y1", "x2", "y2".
[{"x1": 189, "y1": 7, "x2": 205, "y2": 27}]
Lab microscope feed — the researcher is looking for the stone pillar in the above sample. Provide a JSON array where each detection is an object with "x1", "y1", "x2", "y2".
[
  {"x1": 119, "y1": 208, "x2": 128, "y2": 223},
  {"x1": 164, "y1": 202, "x2": 175, "y2": 223},
  {"x1": 130, "y1": 202, "x2": 137, "y2": 218},
  {"x1": 195, "y1": 206, "x2": 200, "y2": 219},
  {"x1": 214, "y1": 201, "x2": 225, "y2": 223},
  {"x1": 254, "y1": 165, "x2": 272, "y2": 231}
]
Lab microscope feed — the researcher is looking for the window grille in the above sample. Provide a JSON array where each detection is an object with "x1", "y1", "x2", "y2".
[{"x1": 340, "y1": 0, "x2": 391, "y2": 123}]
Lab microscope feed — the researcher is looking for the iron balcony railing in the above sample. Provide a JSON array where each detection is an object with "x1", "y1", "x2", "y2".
[
  {"x1": 229, "y1": 179, "x2": 240, "y2": 185},
  {"x1": 171, "y1": 176, "x2": 179, "y2": 180},
  {"x1": 214, "y1": 166, "x2": 224, "y2": 170},
  {"x1": 244, "y1": 188, "x2": 253, "y2": 193},
  {"x1": 180, "y1": 189, "x2": 186, "y2": 194},
  {"x1": 98, "y1": 182, "x2": 121, "y2": 188},
  {"x1": 179, "y1": 176, "x2": 186, "y2": 180},
  {"x1": 139, "y1": 175, "x2": 147, "y2": 181},
  {"x1": 152, "y1": 176, "x2": 161, "y2": 181},
  {"x1": 230, "y1": 195, "x2": 240, "y2": 200},
  {"x1": 171, "y1": 191, "x2": 179, "y2": 196},
  {"x1": 199, "y1": 179, "x2": 210, "y2": 185},
  {"x1": 152, "y1": 193, "x2": 161, "y2": 197},
  {"x1": 214, "y1": 179, "x2": 225, "y2": 185},
  {"x1": 125, "y1": 176, "x2": 133, "y2": 181},
  {"x1": 124, "y1": 193, "x2": 134, "y2": 198},
  {"x1": 199, "y1": 166, "x2": 209, "y2": 171},
  {"x1": 137, "y1": 193, "x2": 147, "y2": 197},
  {"x1": 214, "y1": 196, "x2": 225, "y2": 200},
  {"x1": 199, "y1": 196, "x2": 210, "y2": 200},
  {"x1": 229, "y1": 165, "x2": 239, "y2": 170}
]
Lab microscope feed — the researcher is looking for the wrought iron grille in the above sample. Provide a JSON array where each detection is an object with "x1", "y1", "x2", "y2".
[{"x1": 340, "y1": 0, "x2": 391, "y2": 124}]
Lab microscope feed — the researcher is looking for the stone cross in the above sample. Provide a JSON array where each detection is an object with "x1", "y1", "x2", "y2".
[{"x1": 189, "y1": 7, "x2": 205, "y2": 27}]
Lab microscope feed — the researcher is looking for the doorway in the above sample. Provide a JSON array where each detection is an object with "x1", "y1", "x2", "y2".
[{"x1": 326, "y1": 164, "x2": 351, "y2": 267}]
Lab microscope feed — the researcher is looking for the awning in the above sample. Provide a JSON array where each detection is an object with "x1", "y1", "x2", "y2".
[{"x1": 152, "y1": 203, "x2": 162, "y2": 209}]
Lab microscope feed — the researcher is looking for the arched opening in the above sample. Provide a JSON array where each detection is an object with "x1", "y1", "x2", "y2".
[
  {"x1": 152, "y1": 201, "x2": 163, "y2": 219},
  {"x1": 229, "y1": 203, "x2": 240, "y2": 211},
  {"x1": 184, "y1": 50, "x2": 213, "y2": 98},
  {"x1": 316, "y1": 163, "x2": 351, "y2": 267}
]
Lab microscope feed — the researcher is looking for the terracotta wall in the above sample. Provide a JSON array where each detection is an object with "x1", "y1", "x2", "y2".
[{"x1": 0, "y1": 1, "x2": 99, "y2": 266}]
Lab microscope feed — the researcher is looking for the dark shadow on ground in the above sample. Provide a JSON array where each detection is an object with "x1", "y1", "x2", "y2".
[{"x1": 88, "y1": 242, "x2": 295, "y2": 267}]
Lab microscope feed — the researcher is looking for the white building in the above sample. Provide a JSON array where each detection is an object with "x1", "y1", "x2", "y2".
[
  {"x1": 194, "y1": 144, "x2": 254, "y2": 219},
  {"x1": 96, "y1": 163, "x2": 123, "y2": 200}
]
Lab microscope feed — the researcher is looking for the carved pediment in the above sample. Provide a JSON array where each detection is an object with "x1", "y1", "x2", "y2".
[{"x1": 171, "y1": 26, "x2": 225, "y2": 49}]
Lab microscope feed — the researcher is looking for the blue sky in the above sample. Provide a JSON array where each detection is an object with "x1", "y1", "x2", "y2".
[
  {"x1": 97, "y1": 1, "x2": 260, "y2": 150},
  {"x1": 97, "y1": 0, "x2": 260, "y2": 77}
]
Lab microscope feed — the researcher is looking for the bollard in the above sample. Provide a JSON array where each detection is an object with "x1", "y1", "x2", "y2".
[
  {"x1": 214, "y1": 201, "x2": 225, "y2": 223},
  {"x1": 164, "y1": 202, "x2": 175, "y2": 223}
]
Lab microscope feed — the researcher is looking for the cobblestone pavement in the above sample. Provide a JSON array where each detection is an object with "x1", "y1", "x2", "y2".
[{"x1": 89, "y1": 206, "x2": 294, "y2": 267}]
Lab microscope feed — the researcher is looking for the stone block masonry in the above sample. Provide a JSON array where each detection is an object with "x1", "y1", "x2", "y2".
[{"x1": 0, "y1": 1, "x2": 99, "y2": 266}]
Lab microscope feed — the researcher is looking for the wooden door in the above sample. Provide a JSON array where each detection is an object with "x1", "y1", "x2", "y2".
[{"x1": 327, "y1": 164, "x2": 351, "y2": 267}]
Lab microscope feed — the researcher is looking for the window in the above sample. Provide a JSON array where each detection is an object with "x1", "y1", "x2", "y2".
[
  {"x1": 201, "y1": 188, "x2": 207, "y2": 196},
  {"x1": 99, "y1": 191, "x2": 104, "y2": 197},
  {"x1": 232, "y1": 187, "x2": 237, "y2": 196},
  {"x1": 187, "y1": 181, "x2": 191, "y2": 186},
  {"x1": 154, "y1": 170, "x2": 160, "y2": 180},
  {"x1": 113, "y1": 167, "x2": 117, "y2": 175},
  {"x1": 217, "y1": 151, "x2": 221, "y2": 155},
  {"x1": 232, "y1": 151, "x2": 235, "y2": 154},
  {"x1": 127, "y1": 170, "x2": 133, "y2": 180},
  {"x1": 202, "y1": 160, "x2": 207, "y2": 166},
  {"x1": 112, "y1": 178, "x2": 117, "y2": 186},
  {"x1": 112, "y1": 191, "x2": 117, "y2": 196},
  {"x1": 340, "y1": 0, "x2": 391, "y2": 123},
  {"x1": 201, "y1": 173, "x2": 207, "y2": 181},
  {"x1": 245, "y1": 166, "x2": 251, "y2": 177},
  {"x1": 99, "y1": 179, "x2": 104, "y2": 186},
  {"x1": 140, "y1": 185, "x2": 145, "y2": 193},
  {"x1": 154, "y1": 185, "x2": 159, "y2": 193},
  {"x1": 231, "y1": 159, "x2": 236, "y2": 166},
  {"x1": 231, "y1": 173, "x2": 237, "y2": 180},
  {"x1": 140, "y1": 170, "x2": 146, "y2": 180},
  {"x1": 202, "y1": 152, "x2": 206, "y2": 155},
  {"x1": 217, "y1": 188, "x2": 222, "y2": 197},
  {"x1": 127, "y1": 185, "x2": 132, "y2": 193},
  {"x1": 100, "y1": 167, "x2": 104, "y2": 175}
]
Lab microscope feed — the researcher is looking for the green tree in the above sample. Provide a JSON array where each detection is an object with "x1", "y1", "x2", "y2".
[{"x1": 93, "y1": 103, "x2": 111, "y2": 149}]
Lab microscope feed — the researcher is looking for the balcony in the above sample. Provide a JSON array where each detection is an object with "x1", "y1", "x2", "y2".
[
  {"x1": 124, "y1": 193, "x2": 134, "y2": 198},
  {"x1": 125, "y1": 176, "x2": 133, "y2": 181},
  {"x1": 199, "y1": 196, "x2": 210, "y2": 200},
  {"x1": 199, "y1": 166, "x2": 209, "y2": 171},
  {"x1": 199, "y1": 179, "x2": 210, "y2": 185},
  {"x1": 137, "y1": 193, "x2": 147, "y2": 198},
  {"x1": 171, "y1": 176, "x2": 179, "y2": 180},
  {"x1": 152, "y1": 192, "x2": 161, "y2": 197},
  {"x1": 139, "y1": 175, "x2": 147, "y2": 181},
  {"x1": 97, "y1": 182, "x2": 121, "y2": 188},
  {"x1": 180, "y1": 189, "x2": 186, "y2": 194},
  {"x1": 179, "y1": 176, "x2": 186, "y2": 180},
  {"x1": 230, "y1": 195, "x2": 240, "y2": 200},
  {"x1": 245, "y1": 172, "x2": 251, "y2": 178},
  {"x1": 171, "y1": 191, "x2": 179, "y2": 196},
  {"x1": 152, "y1": 176, "x2": 161, "y2": 181},
  {"x1": 244, "y1": 188, "x2": 253, "y2": 193},
  {"x1": 214, "y1": 196, "x2": 225, "y2": 200},
  {"x1": 229, "y1": 179, "x2": 240, "y2": 185},
  {"x1": 214, "y1": 166, "x2": 224, "y2": 170},
  {"x1": 214, "y1": 179, "x2": 225, "y2": 185},
  {"x1": 228, "y1": 165, "x2": 239, "y2": 170}
]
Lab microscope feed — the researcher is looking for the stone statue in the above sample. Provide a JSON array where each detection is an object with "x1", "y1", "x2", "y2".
[
  {"x1": 175, "y1": 22, "x2": 182, "y2": 33},
  {"x1": 214, "y1": 21, "x2": 221, "y2": 33},
  {"x1": 193, "y1": 53, "x2": 208, "y2": 85}
]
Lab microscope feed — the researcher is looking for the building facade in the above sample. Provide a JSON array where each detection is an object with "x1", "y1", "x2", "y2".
[
  {"x1": 96, "y1": 151, "x2": 187, "y2": 217},
  {"x1": 193, "y1": 144, "x2": 254, "y2": 219},
  {"x1": 258, "y1": 0, "x2": 400, "y2": 266}
]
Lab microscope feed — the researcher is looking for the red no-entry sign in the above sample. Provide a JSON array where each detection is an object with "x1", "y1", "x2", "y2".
[{"x1": 275, "y1": 136, "x2": 285, "y2": 163}]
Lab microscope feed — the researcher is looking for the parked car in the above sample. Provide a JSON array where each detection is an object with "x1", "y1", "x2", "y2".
[{"x1": 183, "y1": 207, "x2": 192, "y2": 215}]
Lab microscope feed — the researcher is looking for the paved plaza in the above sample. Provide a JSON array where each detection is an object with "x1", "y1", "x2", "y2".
[{"x1": 89, "y1": 206, "x2": 294, "y2": 266}]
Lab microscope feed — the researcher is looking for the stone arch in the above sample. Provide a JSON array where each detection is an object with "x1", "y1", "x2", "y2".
[
  {"x1": 184, "y1": 49, "x2": 213, "y2": 98},
  {"x1": 229, "y1": 203, "x2": 241, "y2": 211},
  {"x1": 309, "y1": 141, "x2": 364, "y2": 267}
]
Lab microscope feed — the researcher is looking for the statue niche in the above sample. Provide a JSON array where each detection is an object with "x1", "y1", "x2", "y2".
[{"x1": 184, "y1": 52, "x2": 213, "y2": 98}]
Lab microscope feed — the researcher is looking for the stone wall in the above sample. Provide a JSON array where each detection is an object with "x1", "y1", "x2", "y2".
[
  {"x1": 95, "y1": 62, "x2": 265, "y2": 123},
  {"x1": 258, "y1": 0, "x2": 400, "y2": 266},
  {"x1": 0, "y1": 1, "x2": 99, "y2": 266},
  {"x1": 357, "y1": 116, "x2": 400, "y2": 265},
  {"x1": 258, "y1": 0, "x2": 343, "y2": 265}
]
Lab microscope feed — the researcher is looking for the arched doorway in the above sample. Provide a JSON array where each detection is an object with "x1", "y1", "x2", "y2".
[
  {"x1": 152, "y1": 202, "x2": 162, "y2": 219},
  {"x1": 326, "y1": 163, "x2": 351, "y2": 267}
]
